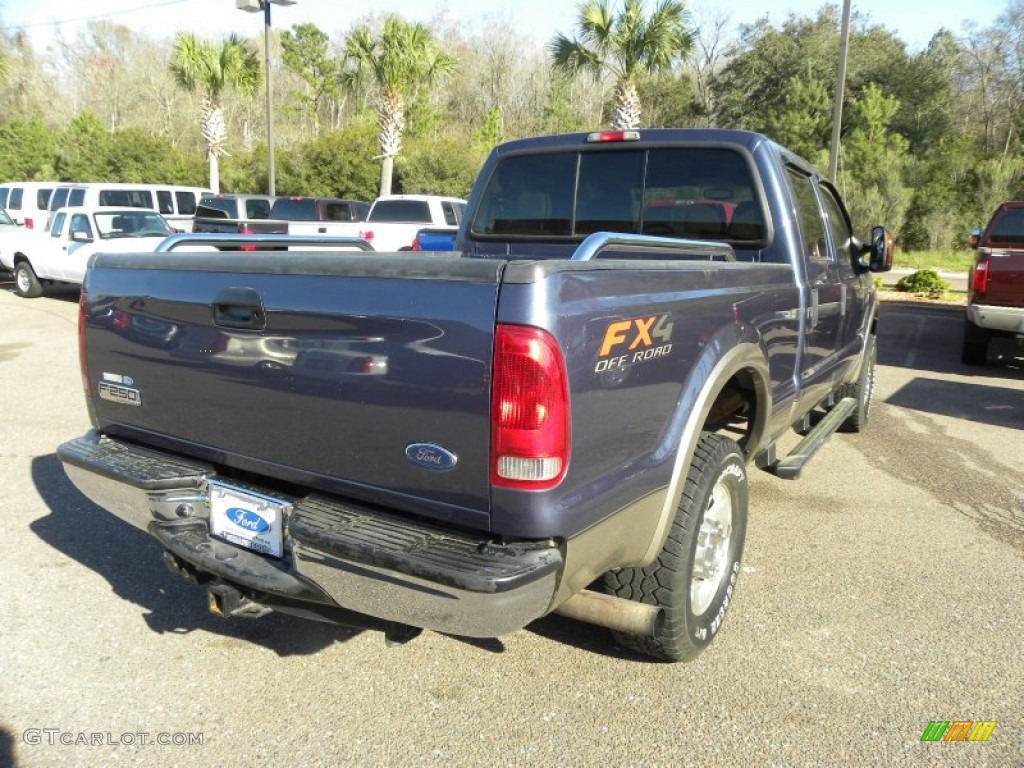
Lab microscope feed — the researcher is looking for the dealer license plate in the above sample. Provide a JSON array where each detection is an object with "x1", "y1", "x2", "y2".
[{"x1": 208, "y1": 481, "x2": 289, "y2": 558}]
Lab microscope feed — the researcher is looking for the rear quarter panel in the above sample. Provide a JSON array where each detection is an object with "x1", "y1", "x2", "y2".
[{"x1": 490, "y1": 259, "x2": 799, "y2": 540}]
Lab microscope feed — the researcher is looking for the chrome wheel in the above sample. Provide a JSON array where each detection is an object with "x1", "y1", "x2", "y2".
[{"x1": 690, "y1": 478, "x2": 733, "y2": 616}]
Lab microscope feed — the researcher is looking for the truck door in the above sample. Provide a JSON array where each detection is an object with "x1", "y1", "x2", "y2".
[
  {"x1": 785, "y1": 167, "x2": 846, "y2": 407},
  {"x1": 63, "y1": 213, "x2": 97, "y2": 283},
  {"x1": 817, "y1": 182, "x2": 869, "y2": 368}
]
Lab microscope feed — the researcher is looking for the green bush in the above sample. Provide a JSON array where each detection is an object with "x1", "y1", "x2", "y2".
[{"x1": 894, "y1": 269, "x2": 949, "y2": 296}]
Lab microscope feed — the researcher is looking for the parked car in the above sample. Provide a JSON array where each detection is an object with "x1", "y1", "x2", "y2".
[
  {"x1": 291, "y1": 194, "x2": 466, "y2": 251},
  {"x1": 60, "y1": 128, "x2": 892, "y2": 663},
  {"x1": 191, "y1": 194, "x2": 284, "y2": 242},
  {"x1": 964, "y1": 201, "x2": 1024, "y2": 364},
  {"x1": 2, "y1": 206, "x2": 174, "y2": 298},
  {"x1": 268, "y1": 196, "x2": 369, "y2": 227},
  {"x1": 0, "y1": 181, "x2": 58, "y2": 229},
  {"x1": 0, "y1": 204, "x2": 22, "y2": 275},
  {"x1": 46, "y1": 183, "x2": 211, "y2": 230}
]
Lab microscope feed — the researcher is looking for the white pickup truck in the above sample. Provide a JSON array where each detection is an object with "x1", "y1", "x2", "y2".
[
  {"x1": 287, "y1": 194, "x2": 466, "y2": 251},
  {"x1": 1, "y1": 206, "x2": 174, "y2": 297}
]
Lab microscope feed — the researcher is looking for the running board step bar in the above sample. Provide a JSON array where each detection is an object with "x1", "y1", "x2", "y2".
[{"x1": 767, "y1": 397, "x2": 856, "y2": 480}]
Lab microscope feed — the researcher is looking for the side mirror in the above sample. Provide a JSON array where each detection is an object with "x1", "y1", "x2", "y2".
[
  {"x1": 868, "y1": 226, "x2": 893, "y2": 272},
  {"x1": 852, "y1": 226, "x2": 893, "y2": 273},
  {"x1": 969, "y1": 228, "x2": 980, "y2": 249}
]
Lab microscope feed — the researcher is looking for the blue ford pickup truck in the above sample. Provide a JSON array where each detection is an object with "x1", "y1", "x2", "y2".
[{"x1": 58, "y1": 129, "x2": 892, "y2": 662}]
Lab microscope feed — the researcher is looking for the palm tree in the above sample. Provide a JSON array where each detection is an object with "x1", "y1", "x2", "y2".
[
  {"x1": 169, "y1": 33, "x2": 261, "y2": 193},
  {"x1": 344, "y1": 16, "x2": 456, "y2": 197},
  {"x1": 550, "y1": 0, "x2": 693, "y2": 130}
]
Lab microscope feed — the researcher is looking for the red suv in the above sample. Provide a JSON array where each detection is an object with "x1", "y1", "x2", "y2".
[{"x1": 964, "y1": 201, "x2": 1024, "y2": 364}]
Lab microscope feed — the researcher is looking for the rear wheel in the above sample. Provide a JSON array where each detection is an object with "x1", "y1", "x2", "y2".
[
  {"x1": 14, "y1": 260, "x2": 43, "y2": 298},
  {"x1": 961, "y1": 319, "x2": 988, "y2": 366},
  {"x1": 604, "y1": 432, "x2": 747, "y2": 662}
]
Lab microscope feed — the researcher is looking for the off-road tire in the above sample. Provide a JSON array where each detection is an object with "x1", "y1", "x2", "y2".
[
  {"x1": 14, "y1": 260, "x2": 43, "y2": 298},
  {"x1": 836, "y1": 334, "x2": 876, "y2": 433},
  {"x1": 603, "y1": 432, "x2": 747, "y2": 662},
  {"x1": 961, "y1": 319, "x2": 988, "y2": 366}
]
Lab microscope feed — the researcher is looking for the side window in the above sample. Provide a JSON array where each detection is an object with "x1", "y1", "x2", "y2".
[
  {"x1": 156, "y1": 190, "x2": 174, "y2": 215},
  {"x1": 442, "y1": 201, "x2": 458, "y2": 226},
  {"x1": 818, "y1": 183, "x2": 854, "y2": 266},
  {"x1": 785, "y1": 167, "x2": 831, "y2": 261},
  {"x1": 70, "y1": 213, "x2": 93, "y2": 239},
  {"x1": 175, "y1": 191, "x2": 198, "y2": 216},
  {"x1": 50, "y1": 212, "x2": 66, "y2": 237},
  {"x1": 9, "y1": 189, "x2": 23, "y2": 210},
  {"x1": 245, "y1": 199, "x2": 272, "y2": 219},
  {"x1": 68, "y1": 189, "x2": 86, "y2": 206},
  {"x1": 0, "y1": 188, "x2": 8, "y2": 207},
  {"x1": 50, "y1": 188, "x2": 69, "y2": 212}
]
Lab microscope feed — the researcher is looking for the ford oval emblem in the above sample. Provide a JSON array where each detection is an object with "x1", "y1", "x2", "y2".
[
  {"x1": 405, "y1": 443, "x2": 458, "y2": 471},
  {"x1": 226, "y1": 507, "x2": 271, "y2": 533}
]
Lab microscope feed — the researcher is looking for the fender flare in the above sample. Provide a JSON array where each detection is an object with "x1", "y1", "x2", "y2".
[{"x1": 637, "y1": 329, "x2": 772, "y2": 566}]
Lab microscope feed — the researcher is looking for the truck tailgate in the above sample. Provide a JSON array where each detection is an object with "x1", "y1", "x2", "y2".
[
  {"x1": 985, "y1": 248, "x2": 1024, "y2": 306},
  {"x1": 82, "y1": 250, "x2": 503, "y2": 527}
]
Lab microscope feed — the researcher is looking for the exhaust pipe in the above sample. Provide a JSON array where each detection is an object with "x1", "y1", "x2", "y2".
[{"x1": 554, "y1": 589, "x2": 664, "y2": 636}]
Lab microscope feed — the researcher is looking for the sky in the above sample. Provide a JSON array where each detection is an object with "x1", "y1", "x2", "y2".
[{"x1": 0, "y1": 0, "x2": 1010, "y2": 56}]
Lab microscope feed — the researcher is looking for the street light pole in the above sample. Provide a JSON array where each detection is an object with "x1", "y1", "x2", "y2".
[
  {"x1": 827, "y1": 0, "x2": 852, "y2": 182},
  {"x1": 236, "y1": 0, "x2": 296, "y2": 196}
]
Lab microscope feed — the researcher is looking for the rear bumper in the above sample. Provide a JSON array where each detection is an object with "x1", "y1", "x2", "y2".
[
  {"x1": 57, "y1": 431, "x2": 562, "y2": 637},
  {"x1": 967, "y1": 303, "x2": 1024, "y2": 334}
]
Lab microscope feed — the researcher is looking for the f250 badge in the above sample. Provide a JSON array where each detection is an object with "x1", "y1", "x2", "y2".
[
  {"x1": 98, "y1": 372, "x2": 142, "y2": 406},
  {"x1": 595, "y1": 314, "x2": 674, "y2": 374}
]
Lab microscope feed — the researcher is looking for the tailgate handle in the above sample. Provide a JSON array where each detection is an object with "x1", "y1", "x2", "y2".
[{"x1": 213, "y1": 286, "x2": 266, "y2": 330}]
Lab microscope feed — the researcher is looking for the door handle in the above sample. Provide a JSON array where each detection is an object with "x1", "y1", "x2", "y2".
[{"x1": 212, "y1": 286, "x2": 266, "y2": 330}]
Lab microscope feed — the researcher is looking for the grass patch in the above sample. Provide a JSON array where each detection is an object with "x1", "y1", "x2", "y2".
[{"x1": 894, "y1": 249, "x2": 974, "y2": 273}]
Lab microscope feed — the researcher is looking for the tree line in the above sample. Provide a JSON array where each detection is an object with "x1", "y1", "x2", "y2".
[{"x1": 2, "y1": 1, "x2": 1024, "y2": 250}]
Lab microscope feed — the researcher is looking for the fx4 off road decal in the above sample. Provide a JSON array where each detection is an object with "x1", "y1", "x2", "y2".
[{"x1": 595, "y1": 314, "x2": 674, "y2": 374}]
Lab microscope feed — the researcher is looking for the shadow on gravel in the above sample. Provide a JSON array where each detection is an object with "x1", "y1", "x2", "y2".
[
  {"x1": 525, "y1": 613, "x2": 664, "y2": 663},
  {"x1": 29, "y1": 453, "x2": 362, "y2": 657},
  {"x1": 0, "y1": 725, "x2": 15, "y2": 768},
  {"x1": 886, "y1": 377, "x2": 1024, "y2": 430},
  {"x1": 878, "y1": 301, "x2": 1023, "y2": 377}
]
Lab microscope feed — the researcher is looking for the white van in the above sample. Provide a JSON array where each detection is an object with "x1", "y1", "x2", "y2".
[
  {"x1": 0, "y1": 181, "x2": 59, "y2": 229},
  {"x1": 47, "y1": 183, "x2": 212, "y2": 230}
]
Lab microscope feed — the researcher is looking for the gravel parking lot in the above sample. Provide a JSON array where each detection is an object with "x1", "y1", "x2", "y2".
[{"x1": 0, "y1": 282, "x2": 1021, "y2": 767}]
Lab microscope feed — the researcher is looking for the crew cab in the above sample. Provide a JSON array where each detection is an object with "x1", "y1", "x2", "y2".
[
  {"x1": 291, "y1": 194, "x2": 466, "y2": 251},
  {"x1": 190, "y1": 194, "x2": 281, "y2": 235},
  {"x1": 58, "y1": 129, "x2": 891, "y2": 662},
  {"x1": 3, "y1": 206, "x2": 174, "y2": 298},
  {"x1": 964, "y1": 201, "x2": 1024, "y2": 364}
]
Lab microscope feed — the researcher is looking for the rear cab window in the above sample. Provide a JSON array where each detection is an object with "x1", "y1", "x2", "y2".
[
  {"x1": 197, "y1": 198, "x2": 239, "y2": 219},
  {"x1": 270, "y1": 198, "x2": 317, "y2": 221},
  {"x1": 469, "y1": 146, "x2": 764, "y2": 246},
  {"x1": 369, "y1": 200, "x2": 432, "y2": 223},
  {"x1": 985, "y1": 206, "x2": 1024, "y2": 245}
]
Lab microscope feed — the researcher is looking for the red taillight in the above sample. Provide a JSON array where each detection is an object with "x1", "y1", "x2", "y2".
[
  {"x1": 78, "y1": 290, "x2": 91, "y2": 398},
  {"x1": 490, "y1": 324, "x2": 570, "y2": 490},
  {"x1": 359, "y1": 229, "x2": 374, "y2": 243},
  {"x1": 972, "y1": 258, "x2": 989, "y2": 295},
  {"x1": 239, "y1": 222, "x2": 257, "y2": 251},
  {"x1": 412, "y1": 236, "x2": 421, "y2": 251},
  {"x1": 25, "y1": 218, "x2": 34, "y2": 229}
]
